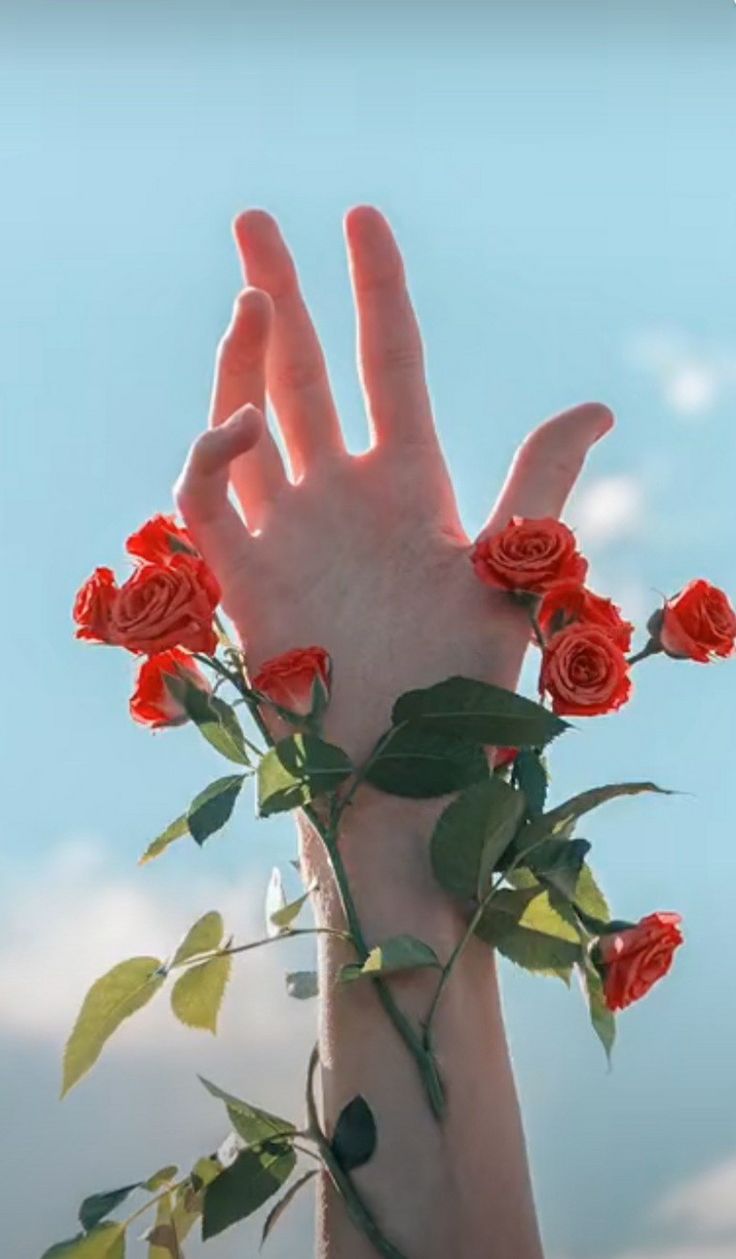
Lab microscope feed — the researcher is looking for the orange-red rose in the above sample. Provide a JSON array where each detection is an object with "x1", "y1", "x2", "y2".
[
  {"x1": 540, "y1": 624, "x2": 632, "y2": 716},
  {"x1": 471, "y1": 517, "x2": 588, "y2": 595},
  {"x1": 658, "y1": 579, "x2": 736, "y2": 663},
  {"x1": 130, "y1": 649, "x2": 212, "y2": 729},
  {"x1": 73, "y1": 567, "x2": 119, "y2": 643},
  {"x1": 126, "y1": 514, "x2": 197, "y2": 565},
  {"x1": 107, "y1": 554, "x2": 220, "y2": 655},
  {"x1": 597, "y1": 912, "x2": 684, "y2": 1012},
  {"x1": 539, "y1": 581, "x2": 634, "y2": 652},
  {"x1": 252, "y1": 646, "x2": 331, "y2": 717},
  {"x1": 494, "y1": 747, "x2": 518, "y2": 769}
]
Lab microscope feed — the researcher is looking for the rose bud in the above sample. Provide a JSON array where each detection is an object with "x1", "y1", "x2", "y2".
[
  {"x1": 73, "y1": 567, "x2": 119, "y2": 644},
  {"x1": 655, "y1": 579, "x2": 736, "y2": 663},
  {"x1": 126, "y1": 513, "x2": 198, "y2": 565},
  {"x1": 538, "y1": 580, "x2": 634, "y2": 652},
  {"x1": 493, "y1": 747, "x2": 518, "y2": 770},
  {"x1": 540, "y1": 623, "x2": 632, "y2": 717},
  {"x1": 597, "y1": 912, "x2": 684, "y2": 1012},
  {"x1": 130, "y1": 649, "x2": 212, "y2": 729},
  {"x1": 471, "y1": 517, "x2": 588, "y2": 596},
  {"x1": 252, "y1": 647, "x2": 331, "y2": 719},
  {"x1": 108, "y1": 554, "x2": 220, "y2": 655}
]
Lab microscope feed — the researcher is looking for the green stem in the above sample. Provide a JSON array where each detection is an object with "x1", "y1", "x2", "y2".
[
  {"x1": 627, "y1": 639, "x2": 662, "y2": 666},
  {"x1": 225, "y1": 650, "x2": 446, "y2": 1119},
  {"x1": 168, "y1": 926, "x2": 353, "y2": 972},
  {"x1": 305, "y1": 1046, "x2": 409, "y2": 1259}
]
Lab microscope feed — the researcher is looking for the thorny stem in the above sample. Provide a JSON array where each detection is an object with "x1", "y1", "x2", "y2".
[
  {"x1": 305, "y1": 1045, "x2": 409, "y2": 1259},
  {"x1": 167, "y1": 926, "x2": 354, "y2": 973}
]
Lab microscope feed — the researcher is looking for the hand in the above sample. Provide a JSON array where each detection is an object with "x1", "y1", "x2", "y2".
[{"x1": 174, "y1": 206, "x2": 612, "y2": 764}]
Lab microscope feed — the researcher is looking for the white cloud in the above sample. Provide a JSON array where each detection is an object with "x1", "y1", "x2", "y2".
[
  {"x1": 569, "y1": 474, "x2": 644, "y2": 548},
  {"x1": 614, "y1": 1248, "x2": 736, "y2": 1259},
  {"x1": 655, "y1": 1155, "x2": 736, "y2": 1235},
  {"x1": 628, "y1": 328, "x2": 736, "y2": 419}
]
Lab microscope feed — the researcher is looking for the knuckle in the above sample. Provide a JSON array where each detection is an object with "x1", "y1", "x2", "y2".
[{"x1": 274, "y1": 355, "x2": 323, "y2": 393}]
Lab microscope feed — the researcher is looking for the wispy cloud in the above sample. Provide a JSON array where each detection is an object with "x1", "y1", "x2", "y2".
[
  {"x1": 627, "y1": 328, "x2": 736, "y2": 419},
  {"x1": 607, "y1": 1153, "x2": 736, "y2": 1259},
  {"x1": 569, "y1": 474, "x2": 644, "y2": 548}
]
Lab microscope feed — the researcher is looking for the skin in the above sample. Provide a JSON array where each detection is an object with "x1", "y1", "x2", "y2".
[{"x1": 174, "y1": 205, "x2": 613, "y2": 1259}]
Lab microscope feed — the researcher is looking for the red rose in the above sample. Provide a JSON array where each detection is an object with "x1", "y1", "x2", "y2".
[
  {"x1": 252, "y1": 646, "x2": 331, "y2": 717},
  {"x1": 540, "y1": 624, "x2": 632, "y2": 717},
  {"x1": 73, "y1": 567, "x2": 119, "y2": 643},
  {"x1": 108, "y1": 555, "x2": 220, "y2": 655},
  {"x1": 130, "y1": 649, "x2": 212, "y2": 729},
  {"x1": 597, "y1": 912, "x2": 684, "y2": 1012},
  {"x1": 471, "y1": 517, "x2": 588, "y2": 595},
  {"x1": 658, "y1": 579, "x2": 736, "y2": 663},
  {"x1": 126, "y1": 514, "x2": 198, "y2": 565},
  {"x1": 494, "y1": 747, "x2": 518, "y2": 769},
  {"x1": 538, "y1": 581, "x2": 634, "y2": 652}
]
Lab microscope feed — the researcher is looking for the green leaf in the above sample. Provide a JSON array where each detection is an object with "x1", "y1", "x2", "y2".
[
  {"x1": 199, "y1": 1077, "x2": 296, "y2": 1146},
  {"x1": 190, "y1": 1157, "x2": 222, "y2": 1188},
  {"x1": 269, "y1": 890, "x2": 312, "y2": 933},
  {"x1": 172, "y1": 912, "x2": 224, "y2": 966},
  {"x1": 392, "y1": 676, "x2": 568, "y2": 748},
  {"x1": 475, "y1": 887, "x2": 582, "y2": 979},
  {"x1": 430, "y1": 777, "x2": 526, "y2": 902},
  {"x1": 143, "y1": 1167, "x2": 178, "y2": 1192},
  {"x1": 581, "y1": 960, "x2": 616, "y2": 1061},
  {"x1": 340, "y1": 935, "x2": 440, "y2": 984},
  {"x1": 170, "y1": 955, "x2": 231, "y2": 1033},
  {"x1": 170, "y1": 1185, "x2": 202, "y2": 1246},
  {"x1": 41, "y1": 1225, "x2": 125, "y2": 1259},
  {"x1": 572, "y1": 864, "x2": 611, "y2": 923},
  {"x1": 285, "y1": 970, "x2": 319, "y2": 999},
  {"x1": 202, "y1": 1146, "x2": 296, "y2": 1239},
  {"x1": 139, "y1": 816, "x2": 189, "y2": 866},
  {"x1": 62, "y1": 958, "x2": 165, "y2": 1095},
  {"x1": 144, "y1": 1194, "x2": 182, "y2": 1259},
  {"x1": 364, "y1": 724, "x2": 489, "y2": 798},
  {"x1": 260, "y1": 1170, "x2": 317, "y2": 1249},
  {"x1": 512, "y1": 749, "x2": 549, "y2": 817},
  {"x1": 331, "y1": 1096, "x2": 377, "y2": 1172},
  {"x1": 165, "y1": 677, "x2": 251, "y2": 766},
  {"x1": 79, "y1": 1186, "x2": 140, "y2": 1231},
  {"x1": 257, "y1": 735, "x2": 353, "y2": 816},
  {"x1": 528, "y1": 838, "x2": 592, "y2": 900},
  {"x1": 519, "y1": 781, "x2": 672, "y2": 853},
  {"x1": 187, "y1": 774, "x2": 245, "y2": 845}
]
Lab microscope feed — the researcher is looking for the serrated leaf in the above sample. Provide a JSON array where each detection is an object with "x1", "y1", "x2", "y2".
[
  {"x1": 512, "y1": 749, "x2": 549, "y2": 817},
  {"x1": 79, "y1": 1185, "x2": 140, "y2": 1231},
  {"x1": 257, "y1": 735, "x2": 353, "y2": 816},
  {"x1": 139, "y1": 816, "x2": 189, "y2": 866},
  {"x1": 199, "y1": 1077, "x2": 296, "y2": 1145},
  {"x1": 202, "y1": 1146, "x2": 296, "y2": 1239},
  {"x1": 172, "y1": 912, "x2": 224, "y2": 966},
  {"x1": 364, "y1": 724, "x2": 489, "y2": 798},
  {"x1": 269, "y1": 889, "x2": 312, "y2": 933},
  {"x1": 520, "y1": 781, "x2": 672, "y2": 853},
  {"x1": 41, "y1": 1224, "x2": 125, "y2": 1258},
  {"x1": 265, "y1": 868, "x2": 287, "y2": 937},
  {"x1": 285, "y1": 970, "x2": 319, "y2": 999},
  {"x1": 392, "y1": 676, "x2": 568, "y2": 748},
  {"x1": 63, "y1": 959, "x2": 165, "y2": 1095},
  {"x1": 187, "y1": 775, "x2": 245, "y2": 845},
  {"x1": 528, "y1": 838, "x2": 592, "y2": 900},
  {"x1": 143, "y1": 1167, "x2": 178, "y2": 1192},
  {"x1": 331, "y1": 1095, "x2": 377, "y2": 1171},
  {"x1": 475, "y1": 887, "x2": 581, "y2": 979},
  {"x1": 580, "y1": 960, "x2": 616, "y2": 1061},
  {"x1": 260, "y1": 1170, "x2": 317, "y2": 1249},
  {"x1": 165, "y1": 677, "x2": 251, "y2": 766},
  {"x1": 170, "y1": 955, "x2": 231, "y2": 1033},
  {"x1": 430, "y1": 777, "x2": 526, "y2": 902},
  {"x1": 572, "y1": 864, "x2": 611, "y2": 923},
  {"x1": 340, "y1": 935, "x2": 440, "y2": 983}
]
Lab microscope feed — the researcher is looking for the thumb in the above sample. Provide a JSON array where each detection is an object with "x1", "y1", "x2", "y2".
[{"x1": 477, "y1": 401, "x2": 614, "y2": 542}]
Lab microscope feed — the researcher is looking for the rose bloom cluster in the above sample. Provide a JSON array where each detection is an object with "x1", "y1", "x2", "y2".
[
  {"x1": 471, "y1": 515, "x2": 736, "y2": 718},
  {"x1": 73, "y1": 515, "x2": 220, "y2": 728}
]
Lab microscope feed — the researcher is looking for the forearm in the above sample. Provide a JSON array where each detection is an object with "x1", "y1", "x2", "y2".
[{"x1": 299, "y1": 791, "x2": 545, "y2": 1259}]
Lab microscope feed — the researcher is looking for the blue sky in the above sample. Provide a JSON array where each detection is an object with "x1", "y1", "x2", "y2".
[{"x1": 2, "y1": 2, "x2": 736, "y2": 1257}]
